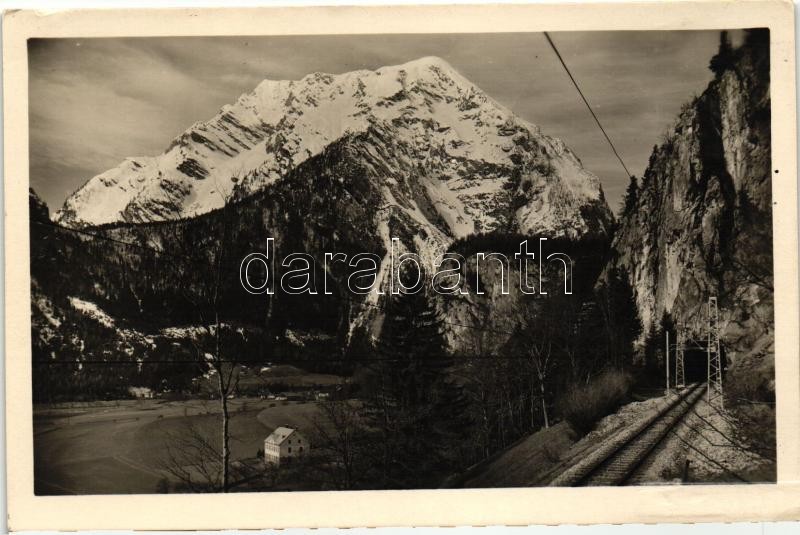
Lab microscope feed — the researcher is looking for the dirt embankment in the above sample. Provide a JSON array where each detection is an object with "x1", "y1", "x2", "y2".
[{"x1": 459, "y1": 387, "x2": 774, "y2": 487}]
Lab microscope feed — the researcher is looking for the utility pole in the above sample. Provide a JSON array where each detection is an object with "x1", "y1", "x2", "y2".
[
  {"x1": 707, "y1": 296, "x2": 723, "y2": 406},
  {"x1": 675, "y1": 321, "x2": 686, "y2": 389},
  {"x1": 665, "y1": 330, "x2": 670, "y2": 395},
  {"x1": 707, "y1": 327, "x2": 711, "y2": 401}
]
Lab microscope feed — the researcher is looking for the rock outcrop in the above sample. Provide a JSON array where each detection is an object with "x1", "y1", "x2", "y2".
[{"x1": 609, "y1": 30, "x2": 772, "y2": 382}]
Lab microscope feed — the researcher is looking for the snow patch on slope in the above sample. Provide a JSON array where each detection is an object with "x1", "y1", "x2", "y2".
[
  {"x1": 69, "y1": 296, "x2": 116, "y2": 328},
  {"x1": 56, "y1": 56, "x2": 610, "y2": 238}
]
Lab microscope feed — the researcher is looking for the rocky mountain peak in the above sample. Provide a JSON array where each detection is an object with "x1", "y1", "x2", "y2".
[{"x1": 54, "y1": 56, "x2": 612, "y2": 241}]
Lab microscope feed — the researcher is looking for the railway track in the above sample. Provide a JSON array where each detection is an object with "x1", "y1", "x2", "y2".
[
  {"x1": 579, "y1": 383, "x2": 705, "y2": 486},
  {"x1": 549, "y1": 383, "x2": 705, "y2": 487}
]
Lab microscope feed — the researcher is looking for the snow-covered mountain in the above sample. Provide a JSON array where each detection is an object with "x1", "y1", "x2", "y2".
[{"x1": 55, "y1": 56, "x2": 612, "y2": 241}]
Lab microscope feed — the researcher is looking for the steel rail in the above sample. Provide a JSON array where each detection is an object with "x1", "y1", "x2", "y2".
[{"x1": 578, "y1": 383, "x2": 705, "y2": 486}]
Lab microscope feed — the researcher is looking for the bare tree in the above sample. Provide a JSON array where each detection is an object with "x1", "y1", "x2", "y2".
[
  {"x1": 206, "y1": 173, "x2": 244, "y2": 491},
  {"x1": 309, "y1": 399, "x2": 366, "y2": 489},
  {"x1": 458, "y1": 310, "x2": 508, "y2": 458},
  {"x1": 167, "y1": 172, "x2": 243, "y2": 492},
  {"x1": 528, "y1": 336, "x2": 554, "y2": 429},
  {"x1": 160, "y1": 421, "x2": 223, "y2": 492}
]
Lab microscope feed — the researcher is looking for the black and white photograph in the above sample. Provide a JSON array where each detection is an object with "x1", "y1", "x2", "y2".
[{"x1": 26, "y1": 27, "x2": 775, "y2": 496}]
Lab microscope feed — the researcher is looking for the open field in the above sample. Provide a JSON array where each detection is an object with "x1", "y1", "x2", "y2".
[{"x1": 34, "y1": 398, "x2": 321, "y2": 494}]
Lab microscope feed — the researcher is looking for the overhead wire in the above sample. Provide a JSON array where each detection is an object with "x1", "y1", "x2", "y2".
[{"x1": 543, "y1": 31, "x2": 633, "y2": 179}]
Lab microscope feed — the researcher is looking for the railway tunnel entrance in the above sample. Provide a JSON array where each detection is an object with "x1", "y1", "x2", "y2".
[
  {"x1": 681, "y1": 342, "x2": 727, "y2": 383},
  {"x1": 669, "y1": 297, "x2": 725, "y2": 400}
]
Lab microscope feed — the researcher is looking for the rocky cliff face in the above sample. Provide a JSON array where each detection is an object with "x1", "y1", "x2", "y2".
[
  {"x1": 29, "y1": 188, "x2": 50, "y2": 223},
  {"x1": 54, "y1": 56, "x2": 612, "y2": 245},
  {"x1": 610, "y1": 31, "x2": 772, "y2": 377}
]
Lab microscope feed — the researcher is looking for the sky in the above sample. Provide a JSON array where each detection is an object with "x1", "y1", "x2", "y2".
[{"x1": 28, "y1": 31, "x2": 737, "y2": 214}]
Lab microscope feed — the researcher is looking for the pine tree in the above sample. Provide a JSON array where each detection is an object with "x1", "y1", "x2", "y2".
[
  {"x1": 622, "y1": 175, "x2": 639, "y2": 216},
  {"x1": 641, "y1": 311, "x2": 676, "y2": 383},
  {"x1": 709, "y1": 30, "x2": 735, "y2": 75},
  {"x1": 643, "y1": 322, "x2": 661, "y2": 377},
  {"x1": 362, "y1": 283, "x2": 469, "y2": 488},
  {"x1": 659, "y1": 311, "x2": 675, "y2": 340},
  {"x1": 598, "y1": 268, "x2": 643, "y2": 368}
]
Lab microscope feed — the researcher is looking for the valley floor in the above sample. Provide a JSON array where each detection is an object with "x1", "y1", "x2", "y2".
[
  {"x1": 33, "y1": 398, "x2": 319, "y2": 494},
  {"x1": 33, "y1": 389, "x2": 775, "y2": 495}
]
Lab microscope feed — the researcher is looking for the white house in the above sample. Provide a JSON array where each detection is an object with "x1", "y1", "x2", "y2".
[
  {"x1": 264, "y1": 427, "x2": 309, "y2": 465},
  {"x1": 128, "y1": 386, "x2": 154, "y2": 399}
]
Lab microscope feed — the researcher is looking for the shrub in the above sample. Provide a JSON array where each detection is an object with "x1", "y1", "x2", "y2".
[
  {"x1": 155, "y1": 477, "x2": 170, "y2": 494},
  {"x1": 557, "y1": 370, "x2": 633, "y2": 435},
  {"x1": 726, "y1": 358, "x2": 775, "y2": 405}
]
